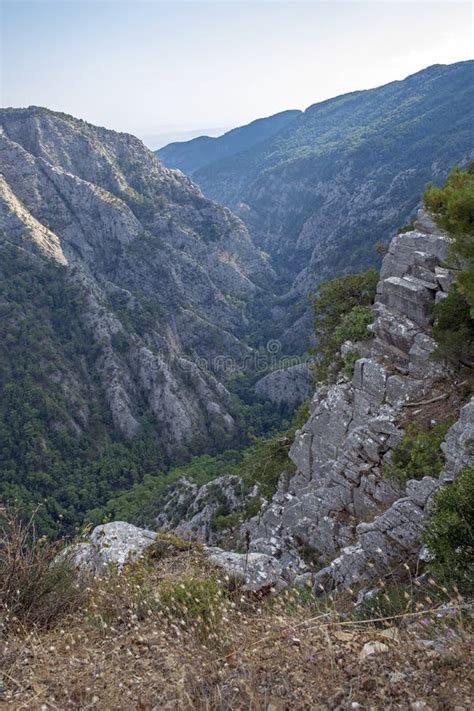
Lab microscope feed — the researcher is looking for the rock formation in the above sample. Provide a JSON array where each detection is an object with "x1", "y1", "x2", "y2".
[
  {"x1": 255, "y1": 363, "x2": 313, "y2": 408},
  {"x1": 0, "y1": 107, "x2": 272, "y2": 455},
  {"x1": 155, "y1": 475, "x2": 259, "y2": 544},
  {"x1": 245, "y1": 209, "x2": 473, "y2": 590}
]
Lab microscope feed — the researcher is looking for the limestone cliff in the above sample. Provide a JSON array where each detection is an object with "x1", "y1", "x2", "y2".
[
  {"x1": 0, "y1": 107, "x2": 272, "y2": 455},
  {"x1": 244, "y1": 209, "x2": 473, "y2": 591}
]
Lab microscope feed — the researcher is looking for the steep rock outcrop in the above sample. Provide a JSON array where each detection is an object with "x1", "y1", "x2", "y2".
[
  {"x1": 312, "y1": 397, "x2": 473, "y2": 593},
  {"x1": 246, "y1": 210, "x2": 472, "y2": 588},
  {"x1": 155, "y1": 475, "x2": 259, "y2": 543}
]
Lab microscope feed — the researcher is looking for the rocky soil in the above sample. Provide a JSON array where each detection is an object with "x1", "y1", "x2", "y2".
[{"x1": 2, "y1": 542, "x2": 472, "y2": 710}]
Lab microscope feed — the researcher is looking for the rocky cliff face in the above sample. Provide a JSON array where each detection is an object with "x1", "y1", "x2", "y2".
[
  {"x1": 254, "y1": 363, "x2": 313, "y2": 408},
  {"x1": 0, "y1": 107, "x2": 272, "y2": 454},
  {"x1": 245, "y1": 209, "x2": 473, "y2": 591},
  {"x1": 154, "y1": 474, "x2": 260, "y2": 544}
]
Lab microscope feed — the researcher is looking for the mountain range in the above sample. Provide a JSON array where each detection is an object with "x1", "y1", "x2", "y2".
[
  {"x1": 0, "y1": 107, "x2": 274, "y2": 531},
  {"x1": 1, "y1": 60, "x2": 473, "y2": 530},
  {"x1": 158, "y1": 61, "x2": 474, "y2": 345}
]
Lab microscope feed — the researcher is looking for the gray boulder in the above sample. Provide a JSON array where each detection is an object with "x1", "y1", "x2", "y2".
[
  {"x1": 71, "y1": 522, "x2": 157, "y2": 574},
  {"x1": 255, "y1": 363, "x2": 313, "y2": 407},
  {"x1": 205, "y1": 548, "x2": 287, "y2": 591}
]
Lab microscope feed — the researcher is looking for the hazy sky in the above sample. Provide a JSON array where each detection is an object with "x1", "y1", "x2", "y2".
[{"x1": 1, "y1": 1, "x2": 473, "y2": 147}]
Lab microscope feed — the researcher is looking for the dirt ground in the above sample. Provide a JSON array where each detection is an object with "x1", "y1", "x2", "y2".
[{"x1": 1, "y1": 548, "x2": 472, "y2": 710}]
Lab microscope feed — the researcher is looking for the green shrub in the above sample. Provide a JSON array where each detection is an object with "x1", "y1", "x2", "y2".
[
  {"x1": 423, "y1": 463, "x2": 474, "y2": 594},
  {"x1": 431, "y1": 286, "x2": 474, "y2": 369},
  {"x1": 244, "y1": 495, "x2": 263, "y2": 519},
  {"x1": 384, "y1": 422, "x2": 451, "y2": 488},
  {"x1": 157, "y1": 577, "x2": 226, "y2": 638},
  {"x1": 342, "y1": 349, "x2": 360, "y2": 379},
  {"x1": 0, "y1": 509, "x2": 83, "y2": 629},
  {"x1": 211, "y1": 510, "x2": 241, "y2": 531},
  {"x1": 333, "y1": 304, "x2": 374, "y2": 344},
  {"x1": 397, "y1": 219, "x2": 416, "y2": 234},
  {"x1": 311, "y1": 269, "x2": 377, "y2": 382},
  {"x1": 424, "y1": 162, "x2": 474, "y2": 315},
  {"x1": 424, "y1": 164, "x2": 474, "y2": 373}
]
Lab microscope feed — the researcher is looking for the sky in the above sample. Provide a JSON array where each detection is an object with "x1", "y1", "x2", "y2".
[{"x1": 1, "y1": 0, "x2": 473, "y2": 148}]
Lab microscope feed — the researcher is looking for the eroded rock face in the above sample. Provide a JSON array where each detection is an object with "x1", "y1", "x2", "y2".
[
  {"x1": 155, "y1": 475, "x2": 260, "y2": 543},
  {"x1": 0, "y1": 107, "x2": 273, "y2": 454},
  {"x1": 312, "y1": 397, "x2": 473, "y2": 593},
  {"x1": 254, "y1": 363, "x2": 313, "y2": 408},
  {"x1": 246, "y1": 211, "x2": 472, "y2": 590}
]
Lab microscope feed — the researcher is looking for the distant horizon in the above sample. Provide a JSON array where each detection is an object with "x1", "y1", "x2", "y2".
[
  {"x1": 146, "y1": 58, "x2": 474, "y2": 149},
  {"x1": 141, "y1": 125, "x2": 232, "y2": 150},
  {"x1": 3, "y1": 58, "x2": 472, "y2": 151},
  {"x1": 2, "y1": 0, "x2": 472, "y2": 148}
]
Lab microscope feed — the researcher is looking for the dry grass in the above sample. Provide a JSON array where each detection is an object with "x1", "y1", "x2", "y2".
[
  {"x1": 0, "y1": 509, "x2": 84, "y2": 632},
  {"x1": 398, "y1": 379, "x2": 469, "y2": 432},
  {"x1": 1, "y1": 541, "x2": 472, "y2": 710}
]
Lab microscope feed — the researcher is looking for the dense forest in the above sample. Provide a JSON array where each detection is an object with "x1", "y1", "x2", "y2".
[{"x1": 0, "y1": 243, "x2": 291, "y2": 536}]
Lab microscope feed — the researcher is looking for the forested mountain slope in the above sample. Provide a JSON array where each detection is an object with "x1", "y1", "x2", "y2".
[
  {"x1": 0, "y1": 107, "x2": 273, "y2": 532},
  {"x1": 157, "y1": 109, "x2": 301, "y2": 176},
  {"x1": 159, "y1": 62, "x2": 474, "y2": 297}
]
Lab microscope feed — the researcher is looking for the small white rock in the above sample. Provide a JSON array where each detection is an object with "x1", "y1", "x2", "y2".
[
  {"x1": 359, "y1": 641, "x2": 389, "y2": 660},
  {"x1": 390, "y1": 671, "x2": 407, "y2": 683}
]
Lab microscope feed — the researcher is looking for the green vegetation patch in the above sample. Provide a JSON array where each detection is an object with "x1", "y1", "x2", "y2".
[
  {"x1": 424, "y1": 163, "x2": 474, "y2": 372},
  {"x1": 423, "y1": 462, "x2": 474, "y2": 594},
  {"x1": 311, "y1": 268, "x2": 378, "y2": 382},
  {"x1": 424, "y1": 162, "x2": 474, "y2": 315},
  {"x1": 431, "y1": 286, "x2": 474, "y2": 370},
  {"x1": 384, "y1": 422, "x2": 451, "y2": 489}
]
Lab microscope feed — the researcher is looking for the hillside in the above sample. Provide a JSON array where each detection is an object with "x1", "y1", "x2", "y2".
[
  {"x1": 159, "y1": 62, "x2": 474, "y2": 328},
  {"x1": 157, "y1": 109, "x2": 301, "y2": 176},
  {"x1": 2, "y1": 531, "x2": 472, "y2": 709},
  {"x1": 0, "y1": 107, "x2": 276, "y2": 533}
]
